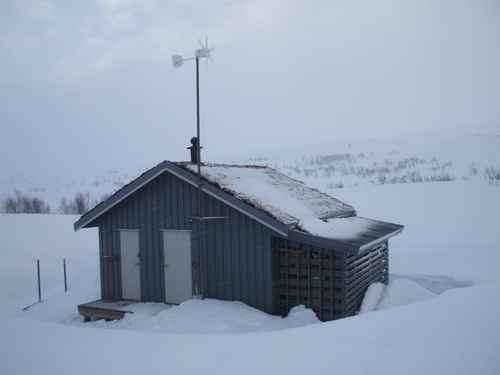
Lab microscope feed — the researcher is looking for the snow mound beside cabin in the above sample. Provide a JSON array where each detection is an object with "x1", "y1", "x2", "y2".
[
  {"x1": 359, "y1": 276, "x2": 448, "y2": 314},
  {"x1": 77, "y1": 299, "x2": 320, "y2": 334}
]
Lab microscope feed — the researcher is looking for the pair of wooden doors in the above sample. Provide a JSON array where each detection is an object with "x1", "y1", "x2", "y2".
[{"x1": 119, "y1": 230, "x2": 192, "y2": 304}]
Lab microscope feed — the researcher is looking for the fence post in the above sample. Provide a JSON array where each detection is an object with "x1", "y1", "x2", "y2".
[
  {"x1": 63, "y1": 258, "x2": 68, "y2": 293},
  {"x1": 37, "y1": 259, "x2": 42, "y2": 302}
]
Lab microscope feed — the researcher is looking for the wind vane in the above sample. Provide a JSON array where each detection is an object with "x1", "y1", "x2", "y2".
[
  {"x1": 171, "y1": 36, "x2": 214, "y2": 202},
  {"x1": 172, "y1": 38, "x2": 217, "y2": 298},
  {"x1": 172, "y1": 37, "x2": 213, "y2": 68}
]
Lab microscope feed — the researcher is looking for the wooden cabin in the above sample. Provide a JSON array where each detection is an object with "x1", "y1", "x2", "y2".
[{"x1": 75, "y1": 155, "x2": 403, "y2": 321}]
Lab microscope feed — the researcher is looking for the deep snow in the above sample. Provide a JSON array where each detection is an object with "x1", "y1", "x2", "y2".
[
  {"x1": 2, "y1": 285, "x2": 499, "y2": 375},
  {"x1": 1, "y1": 180, "x2": 499, "y2": 374},
  {"x1": 0, "y1": 214, "x2": 98, "y2": 319},
  {"x1": 72, "y1": 300, "x2": 321, "y2": 334}
]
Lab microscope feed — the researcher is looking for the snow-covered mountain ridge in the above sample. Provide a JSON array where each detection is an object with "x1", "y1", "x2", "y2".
[
  {"x1": 240, "y1": 133, "x2": 500, "y2": 192},
  {"x1": 1, "y1": 133, "x2": 499, "y2": 212}
]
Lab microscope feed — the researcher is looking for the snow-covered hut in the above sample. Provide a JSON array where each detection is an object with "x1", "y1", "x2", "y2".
[{"x1": 74, "y1": 153, "x2": 403, "y2": 321}]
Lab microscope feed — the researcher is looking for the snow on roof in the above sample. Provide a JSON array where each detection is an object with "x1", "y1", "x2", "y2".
[
  {"x1": 303, "y1": 216, "x2": 383, "y2": 241},
  {"x1": 179, "y1": 163, "x2": 356, "y2": 230}
]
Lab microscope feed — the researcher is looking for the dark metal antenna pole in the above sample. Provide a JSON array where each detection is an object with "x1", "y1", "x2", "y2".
[
  {"x1": 63, "y1": 258, "x2": 68, "y2": 293},
  {"x1": 195, "y1": 55, "x2": 203, "y2": 297},
  {"x1": 37, "y1": 259, "x2": 42, "y2": 302},
  {"x1": 173, "y1": 42, "x2": 224, "y2": 298},
  {"x1": 196, "y1": 56, "x2": 201, "y2": 214}
]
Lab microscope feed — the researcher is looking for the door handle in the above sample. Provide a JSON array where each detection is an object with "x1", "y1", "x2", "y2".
[{"x1": 162, "y1": 264, "x2": 168, "y2": 269}]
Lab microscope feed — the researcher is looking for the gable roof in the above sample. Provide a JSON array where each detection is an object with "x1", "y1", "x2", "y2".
[
  {"x1": 176, "y1": 162, "x2": 356, "y2": 226},
  {"x1": 74, "y1": 161, "x2": 290, "y2": 236},
  {"x1": 74, "y1": 161, "x2": 403, "y2": 253}
]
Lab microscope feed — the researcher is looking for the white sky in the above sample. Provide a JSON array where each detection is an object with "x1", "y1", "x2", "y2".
[{"x1": 1, "y1": 0, "x2": 499, "y2": 180}]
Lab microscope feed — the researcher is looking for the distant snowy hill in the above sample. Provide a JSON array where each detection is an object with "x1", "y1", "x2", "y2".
[
  {"x1": 0, "y1": 169, "x2": 135, "y2": 213},
  {"x1": 239, "y1": 133, "x2": 500, "y2": 193},
  {"x1": 1, "y1": 133, "x2": 499, "y2": 212}
]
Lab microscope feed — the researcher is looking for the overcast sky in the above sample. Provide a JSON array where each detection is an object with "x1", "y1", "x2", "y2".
[{"x1": 1, "y1": 0, "x2": 500, "y2": 180}]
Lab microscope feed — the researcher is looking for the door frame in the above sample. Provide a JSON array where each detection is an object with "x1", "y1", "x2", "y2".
[
  {"x1": 161, "y1": 229, "x2": 193, "y2": 304},
  {"x1": 119, "y1": 229, "x2": 141, "y2": 301}
]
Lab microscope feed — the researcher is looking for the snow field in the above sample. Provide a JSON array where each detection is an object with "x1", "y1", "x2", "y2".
[
  {"x1": 0, "y1": 214, "x2": 98, "y2": 319},
  {"x1": 2, "y1": 284, "x2": 499, "y2": 375},
  {"x1": 0, "y1": 180, "x2": 499, "y2": 374}
]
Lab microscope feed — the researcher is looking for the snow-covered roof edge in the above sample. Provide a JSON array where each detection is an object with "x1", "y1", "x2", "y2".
[
  {"x1": 74, "y1": 161, "x2": 289, "y2": 236},
  {"x1": 75, "y1": 161, "x2": 403, "y2": 253},
  {"x1": 177, "y1": 162, "x2": 356, "y2": 226},
  {"x1": 289, "y1": 218, "x2": 404, "y2": 254}
]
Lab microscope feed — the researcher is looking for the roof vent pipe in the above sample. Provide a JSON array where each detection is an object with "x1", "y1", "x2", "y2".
[{"x1": 188, "y1": 137, "x2": 201, "y2": 164}]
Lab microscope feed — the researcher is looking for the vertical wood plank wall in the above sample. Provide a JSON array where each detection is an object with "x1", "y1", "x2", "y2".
[
  {"x1": 272, "y1": 238, "x2": 389, "y2": 321},
  {"x1": 343, "y1": 242, "x2": 389, "y2": 316},
  {"x1": 95, "y1": 172, "x2": 275, "y2": 314},
  {"x1": 272, "y1": 237, "x2": 345, "y2": 321}
]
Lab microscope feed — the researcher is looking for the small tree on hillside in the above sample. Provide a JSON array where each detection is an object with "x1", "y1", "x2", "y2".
[
  {"x1": 1, "y1": 191, "x2": 50, "y2": 214},
  {"x1": 58, "y1": 193, "x2": 92, "y2": 214},
  {"x1": 74, "y1": 192, "x2": 90, "y2": 214},
  {"x1": 32, "y1": 197, "x2": 51, "y2": 213},
  {"x1": 3, "y1": 197, "x2": 19, "y2": 213},
  {"x1": 59, "y1": 197, "x2": 72, "y2": 214}
]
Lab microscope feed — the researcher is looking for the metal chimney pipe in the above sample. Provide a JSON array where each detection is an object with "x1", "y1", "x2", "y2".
[{"x1": 188, "y1": 137, "x2": 199, "y2": 163}]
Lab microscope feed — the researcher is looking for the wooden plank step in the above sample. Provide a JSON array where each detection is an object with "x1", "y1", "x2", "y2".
[
  {"x1": 78, "y1": 305, "x2": 128, "y2": 321},
  {"x1": 77, "y1": 300, "x2": 136, "y2": 321}
]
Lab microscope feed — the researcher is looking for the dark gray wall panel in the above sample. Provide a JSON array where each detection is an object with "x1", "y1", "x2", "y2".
[{"x1": 97, "y1": 171, "x2": 275, "y2": 313}]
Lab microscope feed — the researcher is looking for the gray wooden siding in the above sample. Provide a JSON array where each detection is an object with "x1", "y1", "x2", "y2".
[
  {"x1": 272, "y1": 237, "x2": 345, "y2": 321},
  {"x1": 271, "y1": 237, "x2": 391, "y2": 321},
  {"x1": 96, "y1": 171, "x2": 275, "y2": 313},
  {"x1": 342, "y1": 241, "x2": 389, "y2": 317}
]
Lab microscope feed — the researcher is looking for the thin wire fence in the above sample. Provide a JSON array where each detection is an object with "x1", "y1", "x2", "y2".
[{"x1": 22, "y1": 257, "x2": 69, "y2": 311}]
